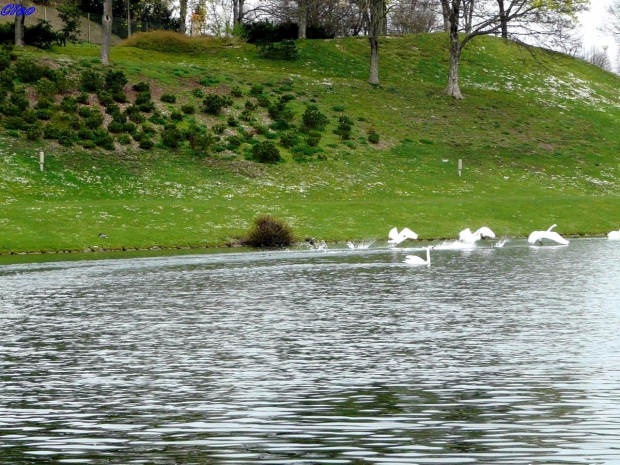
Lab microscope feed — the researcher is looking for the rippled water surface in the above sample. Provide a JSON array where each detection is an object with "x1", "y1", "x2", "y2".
[{"x1": 1, "y1": 239, "x2": 620, "y2": 464}]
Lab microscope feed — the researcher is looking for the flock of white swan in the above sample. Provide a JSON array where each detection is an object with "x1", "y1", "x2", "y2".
[{"x1": 380, "y1": 225, "x2": 620, "y2": 266}]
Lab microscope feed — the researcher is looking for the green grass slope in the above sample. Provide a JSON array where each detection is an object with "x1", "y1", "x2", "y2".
[{"x1": 1, "y1": 33, "x2": 619, "y2": 254}]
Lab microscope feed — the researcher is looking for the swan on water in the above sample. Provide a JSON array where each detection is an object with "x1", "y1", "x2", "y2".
[
  {"x1": 459, "y1": 227, "x2": 496, "y2": 244},
  {"x1": 528, "y1": 224, "x2": 569, "y2": 246},
  {"x1": 608, "y1": 230, "x2": 620, "y2": 240},
  {"x1": 404, "y1": 246, "x2": 433, "y2": 266},
  {"x1": 388, "y1": 227, "x2": 418, "y2": 246}
]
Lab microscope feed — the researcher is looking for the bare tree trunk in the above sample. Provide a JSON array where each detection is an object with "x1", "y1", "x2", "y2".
[
  {"x1": 100, "y1": 0, "x2": 112, "y2": 65},
  {"x1": 14, "y1": 1, "x2": 26, "y2": 47},
  {"x1": 298, "y1": 0, "x2": 307, "y2": 38},
  {"x1": 127, "y1": 0, "x2": 131, "y2": 38},
  {"x1": 237, "y1": 0, "x2": 245, "y2": 24},
  {"x1": 368, "y1": 0, "x2": 382, "y2": 85},
  {"x1": 233, "y1": 0, "x2": 239, "y2": 26},
  {"x1": 441, "y1": 0, "x2": 450, "y2": 32},
  {"x1": 497, "y1": 0, "x2": 508, "y2": 39},
  {"x1": 380, "y1": 0, "x2": 388, "y2": 35},
  {"x1": 179, "y1": 0, "x2": 187, "y2": 34},
  {"x1": 444, "y1": 1, "x2": 463, "y2": 99},
  {"x1": 463, "y1": 0, "x2": 474, "y2": 34}
]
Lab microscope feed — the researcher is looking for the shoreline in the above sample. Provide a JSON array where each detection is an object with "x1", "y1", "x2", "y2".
[{"x1": 0, "y1": 233, "x2": 610, "y2": 264}]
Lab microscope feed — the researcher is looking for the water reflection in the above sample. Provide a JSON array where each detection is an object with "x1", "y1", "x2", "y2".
[{"x1": 1, "y1": 239, "x2": 620, "y2": 464}]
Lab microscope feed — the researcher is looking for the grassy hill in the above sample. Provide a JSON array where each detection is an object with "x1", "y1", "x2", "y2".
[{"x1": 0, "y1": 32, "x2": 619, "y2": 254}]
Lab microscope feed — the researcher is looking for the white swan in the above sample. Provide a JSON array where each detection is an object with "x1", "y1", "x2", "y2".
[
  {"x1": 404, "y1": 246, "x2": 433, "y2": 266},
  {"x1": 608, "y1": 230, "x2": 620, "y2": 240},
  {"x1": 459, "y1": 226, "x2": 496, "y2": 244},
  {"x1": 528, "y1": 224, "x2": 569, "y2": 245},
  {"x1": 388, "y1": 227, "x2": 418, "y2": 246}
]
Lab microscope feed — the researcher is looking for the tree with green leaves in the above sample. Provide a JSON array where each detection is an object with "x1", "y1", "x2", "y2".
[{"x1": 57, "y1": 0, "x2": 82, "y2": 46}]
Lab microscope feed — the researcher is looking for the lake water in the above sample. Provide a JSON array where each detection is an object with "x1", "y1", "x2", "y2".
[{"x1": 1, "y1": 238, "x2": 620, "y2": 464}]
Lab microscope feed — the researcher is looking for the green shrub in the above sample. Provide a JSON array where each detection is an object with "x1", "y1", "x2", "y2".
[
  {"x1": 23, "y1": 110, "x2": 37, "y2": 124},
  {"x1": 257, "y1": 40, "x2": 299, "y2": 61},
  {"x1": 244, "y1": 215, "x2": 294, "y2": 247},
  {"x1": 132, "y1": 81, "x2": 150, "y2": 92},
  {"x1": 270, "y1": 119, "x2": 290, "y2": 131},
  {"x1": 0, "y1": 51, "x2": 10, "y2": 72},
  {"x1": 139, "y1": 138, "x2": 154, "y2": 149},
  {"x1": 268, "y1": 96, "x2": 293, "y2": 121},
  {"x1": 280, "y1": 132, "x2": 298, "y2": 148},
  {"x1": 3, "y1": 116, "x2": 24, "y2": 130},
  {"x1": 332, "y1": 105, "x2": 345, "y2": 112},
  {"x1": 252, "y1": 140, "x2": 281, "y2": 163},
  {"x1": 16, "y1": 59, "x2": 46, "y2": 83},
  {"x1": 78, "y1": 128, "x2": 94, "y2": 140},
  {"x1": 141, "y1": 123, "x2": 156, "y2": 135},
  {"x1": 81, "y1": 140, "x2": 96, "y2": 149},
  {"x1": 0, "y1": 69, "x2": 14, "y2": 91},
  {"x1": 244, "y1": 100, "x2": 257, "y2": 111},
  {"x1": 97, "y1": 91, "x2": 115, "y2": 107},
  {"x1": 117, "y1": 134, "x2": 132, "y2": 145},
  {"x1": 161, "y1": 126, "x2": 184, "y2": 148},
  {"x1": 78, "y1": 106, "x2": 93, "y2": 118},
  {"x1": 113, "y1": 92, "x2": 128, "y2": 103},
  {"x1": 84, "y1": 113, "x2": 104, "y2": 129},
  {"x1": 230, "y1": 86, "x2": 243, "y2": 98},
  {"x1": 35, "y1": 98, "x2": 53, "y2": 110},
  {"x1": 26, "y1": 124, "x2": 43, "y2": 141},
  {"x1": 199, "y1": 75, "x2": 220, "y2": 87},
  {"x1": 368, "y1": 132, "x2": 380, "y2": 144},
  {"x1": 181, "y1": 104, "x2": 195, "y2": 114},
  {"x1": 93, "y1": 129, "x2": 115, "y2": 149},
  {"x1": 35, "y1": 79, "x2": 58, "y2": 98},
  {"x1": 256, "y1": 95, "x2": 270, "y2": 107},
  {"x1": 139, "y1": 101, "x2": 155, "y2": 113},
  {"x1": 76, "y1": 93, "x2": 89, "y2": 104},
  {"x1": 80, "y1": 69, "x2": 104, "y2": 91},
  {"x1": 124, "y1": 122, "x2": 137, "y2": 134},
  {"x1": 5, "y1": 129, "x2": 18, "y2": 138},
  {"x1": 306, "y1": 131, "x2": 321, "y2": 147},
  {"x1": 170, "y1": 111, "x2": 183, "y2": 121},
  {"x1": 249, "y1": 84, "x2": 263, "y2": 96},
  {"x1": 335, "y1": 115, "x2": 353, "y2": 140},
  {"x1": 203, "y1": 94, "x2": 232, "y2": 115},
  {"x1": 107, "y1": 121, "x2": 126, "y2": 133},
  {"x1": 135, "y1": 91, "x2": 151, "y2": 105},
  {"x1": 105, "y1": 70, "x2": 127, "y2": 93},
  {"x1": 189, "y1": 131, "x2": 216, "y2": 153},
  {"x1": 193, "y1": 88, "x2": 204, "y2": 98},
  {"x1": 302, "y1": 108, "x2": 328, "y2": 131},
  {"x1": 61, "y1": 97, "x2": 78, "y2": 113},
  {"x1": 128, "y1": 110, "x2": 145, "y2": 123},
  {"x1": 160, "y1": 93, "x2": 176, "y2": 103},
  {"x1": 112, "y1": 111, "x2": 127, "y2": 124},
  {"x1": 149, "y1": 112, "x2": 167, "y2": 125},
  {"x1": 226, "y1": 135, "x2": 242, "y2": 148},
  {"x1": 227, "y1": 116, "x2": 238, "y2": 127},
  {"x1": 36, "y1": 109, "x2": 53, "y2": 120},
  {"x1": 212, "y1": 123, "x2": 226, "y2": 134},
  {"x1": 240, "y1": 109, "x2": 254, "y2": 122}
]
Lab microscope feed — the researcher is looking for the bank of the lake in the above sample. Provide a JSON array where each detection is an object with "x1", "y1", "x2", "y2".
[{"x1": 1, "y1": 34, "x2": 619, "y2": 253}]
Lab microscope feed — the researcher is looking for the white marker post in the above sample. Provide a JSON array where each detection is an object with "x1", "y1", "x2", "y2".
[
  {"x1": 458, "y1": 159, "x2": 463, "y2": 177},
  {"x1": 39, "y1": 151, "x2": 45, "y2": 172}
]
